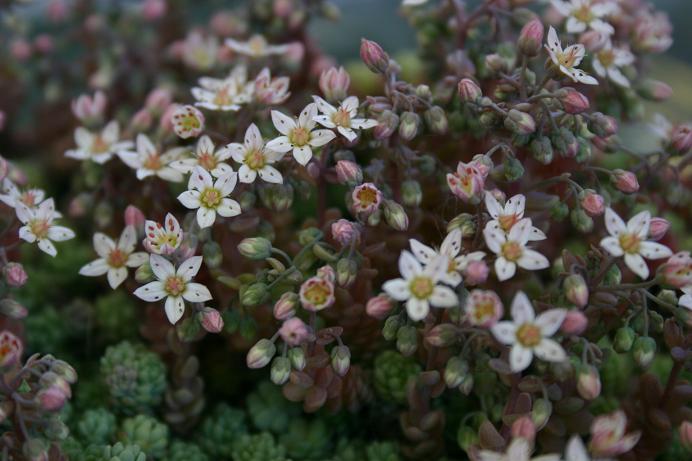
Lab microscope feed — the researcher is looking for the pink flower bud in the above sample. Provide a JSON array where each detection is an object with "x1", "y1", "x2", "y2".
[
  {"x1": 246, "y1": 339, "x2": 276, "y2": 369},
  {"x1": 273, "y1": 0, "x2": 292, "y2": 17},
  {"x1": 124, "y1": 205, "x2": 145, "y2": 230},
  {"x1": 463, "y1": 260, "x2": 489, "y2": 286},
  {"x1": 171, "y1": 104, "x2": 205, "y2": 139},
  {"x1": 335, "y1": 160, "x2": 362, "y2": 184},
  {"x1": 457, "y1": 78, "x2": 482, "y2": 103},
  {"x1": 279, "y1": 317, "x2": 311, "y2": 346},
  {"x1": 37, "y1": 387, "x2": 68, "y2": 411},
  {"x1": 360, "y1": 38, "x2": 389, "y2": 74},
  {"x1": 47, "y1": 0, "x2": 69, "y2": 22},
  {"x1": 505, "y1": 109, "x2": 536, "y2": 135},
  {"x1": 142, "y1": 0, "x2": 167, "y2": 21},
  {"x1": 559, "y1": 88, "x2": 590, "y2": 114},
  {"x1": 511, "y1": 416, "x2": 536, "y2": 441},
  {"x1": 319, "y1": 66, "x2": 351, "y2": 102},
  {"x1": 659, "y1": 252, "x2": 692, "y2": 289},
  {"x1": 561, "y1": 310, "x2": 588, "y2": 335},
  {"x1": 611, "y1": 169, "x2": 639, "y2": 194},
  {"x1": 580, "y1": 190, "x2": 605, "y2": 217},
  {"x1": 10, "y1": 39, "x2": 32, "y2": 61},
  {"x1": 518, "y1": 18, "x2": 544, "y2": 57},
  {"x1": 670, "y1": 123, "x2": 692, "y2": 154},
  {"x1": 200, "y1": 307, "x2": 224, "y2": 333},
  {"x1": 0, "y1": 331, "x2": 23, "y2": 367},
  {"x1": 639, "y1": 79, "x2": 672, "y2": 102},
  {"x1": 71, "y1": 91, "x2": 107, "y2": 123},
  {"x1": 274, "y1": 292, "x2": 298, "y2": 320},
  {"x1": 4, "y1": 263, "x2": 28, "y2": 287},
  {"x1": 680, "y1": 421, "x2": 692, "y2": 451},
  {"x1": 130, "y1": 109, "x2": 153, "y2": 132},
  {"x1": 648, "y1": 217, "x2": 670, "y2": 241},
  {"x1": 34, "y1": 35, "x2": 54, "y2": 54},
  {"x1": 331, "y1": 219, "x2": 361, "y2": 248},
  {"x1": 579, "y1": 30, "x2": 609, "y2": 52},
  {"x1": 366, "y1": 294, "x2": 393, "y2": 320},
  {"x1": 145, "y1": 88, "x2": 173, "y2": 114},
  {"x1": 577, "y1": 365, "x2": 602, "y2": 400},
  {"x1": 447, "y1": 161, "x2": 485, "y2": 204}
]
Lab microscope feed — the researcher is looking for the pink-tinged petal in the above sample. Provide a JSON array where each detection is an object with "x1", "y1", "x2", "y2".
[
  {"x1": 409, "y1": 239, "x2": 436, "y2": 265},
  {"x1": 383, "y1": 278, "x2": 410, "y2": 301},
  {"x1": 270, "y1": 110, "x2": 296, "y2": 135},
  {"x1": 312, "y1": 95, "x2": 336, "y2": 115},
  {"x1": 399, "y1": 250, "x2": 422, "y2": 279},
  {"x1": 126, "y1": 252, "x2": 148, "y2": 268},
  {"x1": 510, "y1": 345, "x2": 534, "y2": 372},
  {"x1": 534, "y1": 338, "x2": 567, "y2": 363},
  {"x1": 484, "y1": 192, "x2": 502, "y2": 219},
  {"x1": 495, "y1": 257, "x2": 516, "y2": 281},
  {"x1": 133, "y1": 281, "x2": 165, "y2": 302},
  {"x1": 600, "y1": 236, "x2": 624, "y2": 257},
  {"x1": 177, "y1": 255, "x2": 203, "y2": 281},
  {"x1": 508, "y1": 218, "x2": 532, "y2": 245},
  {"x1": 292, "y1": 146, "x2": 313, "y2": 166},
  {"x1": 483, "y1": 222, "x2": 506, "y2": 253},
  {"x1": 638, "y1": 241, "x2": 672, "y2": 260},
  {"x1": 107, "y1": 267, "x2": 128, "y2": 289},
  {"x1": 238, "y1": 165, "x2": 257, "y2": 183},
  {"x1": 196, "y1": 207, "x2": 216, "y2": 228},
  {"x1": 337, "y1": 127, "x2": 357, "y2": 142},
  {"x1": 605, "y1": 207, "x2": 626, "y2": 236},
  {"x1": 517, "y1": 249, "x2": 549, "y2": 271},
  {"x1": 308, "y1": 129, "x2": 336, "y2": 147},
  {"x1": 244, "y1": 123, "x2": 263, "y2": 149},
  {"x1": 625, "y1": 253, "x2": 649, "y2": 279},
  {"x1": 258, "y1": 165, "x2": 283, "y2": 184},
  {"x1": 94, "y1": 233, "x2": 116, "y2": 258},
  {"x1": 178, "y1": 190, "x2": 201, "y2": 209},
  {"x1": 441, "y1": 229, "x2": 462, "y2": 257},
  {"x1": 536, "y1": 308, "x2": 567, "y2": 336},
  {"x1": 217, "y1": 198, "x2": 241, "y2": 217},
  {"x1": 164, "y1": 296, "x2": 185, "y2": 324},
  {"x1": 406, "y1": 297, "x2": 429, "y2": 321},
  {"x1": 266, "y1": 136, "x2": 293, "y2": 153},
  {"x1": 183, "y1": 282, "x2": 212, "y2": 302},
  {"x1": 429, "y1": 285, "x2": 458, "y2": 308},
  {"x1": 150, "y1": 254, "x2": 175, "y2": 280},
  {"x1": 627, "y1": 210, "x2": 650, "y2": 238},
  {"x1": 490, "y1": 321, "x2": 516, "y2": 345},
  {"x1": 511, "y1": 291, "x2": 535, "y2": 324},
  {"x1": 37, "y1": 239, "x2": 57, "y2": 257},
  {"x1": 79, "y1": 259, "x2": 109, "y2": 277}
]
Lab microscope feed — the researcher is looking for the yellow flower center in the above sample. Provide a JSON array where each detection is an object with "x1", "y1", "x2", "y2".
[
  {"x1": 289, "y1": 127, "x2": 311, "y2": 146},
  {"x1": 198, "y1": 152, "x2": 218, "y2": 171},
  {"x1": 200, "y1": 187, "x2": 222, "y2": 208},
  {"x1": 164, "y1": 275, "x2": 186, "y2": 297},
  {"x1": 29, "y1": 219, "x2": 50, "y2": 239},
  {"x1": 447, "y1": 258, "x2": 458, "y2": 273},
  {"x1": 501, "y1": 241, "x2": 523, "y2": 262},
  {"x1": 244, "y1": 148, "x2": 266, "y2": 170},
  {"x1": 155, "y1": 233, "x2": 178, "y2": 249},
  {"x1": 619, "y1": 233, "x2": 641, "y2": 254},
  {"x1": 516, "y1": 323, "x2": 542, "y2": 347},
  {"x1": 355, "y1": 186, "x2": 378, "y2": 207},
  {"x1": 573, "y1": 5, "x2": 594, "y2": 23},
  {"x1": 143, "y1": 154, "x2": 162, "y2": 171},
  {"x1": 597, "y1": 48, "x2": 616, "y2": 68},
  {"x1": 303, "y1": 281, "x2": 331, "y2": 306},
  {"x1": 248, "y1": 36, "x2": 267, "y2": 55},
  {"x1": 107, "y1": 248, "x2": 128, "y2": 268},
  {"x1": 213, "y1": 87, "x2": 233, "y2": 106},
  {"x1": 331, "y1": 108, "x2": 352, "y2": 128},
  {"x1": 91, "y1": 135, "x2": 109, "y2": 154},
  {"x1": 409, "y1": 276, "x2": 434, "y2": 300},
  {"x1": 557, "y1": 47, "x2": 581, "y2": 69},
  {"x1": 473, "y1": 300, "x2": 496, "y2": 322},
  {"x1": 20, "y1": 192, "x2": 37, "y2": 207}
]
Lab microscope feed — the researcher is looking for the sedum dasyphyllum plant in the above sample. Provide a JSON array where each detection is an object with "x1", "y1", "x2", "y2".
[{"x1": 1, "y1": 0, "x2": 692, "y2": 459}]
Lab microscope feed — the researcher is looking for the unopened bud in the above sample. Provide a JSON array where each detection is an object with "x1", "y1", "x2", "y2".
[
  {"x1": 610, "y1": 169, "x2": 639, "y2": 194},
  {"x1": 590, "y1": 112, "x2": 618, "y2": 137},
  {"x1": 580, "y1": 190, "x2": 605, "y2": 217},
  {"x1": 484, "y1": 53, "x2": 507, "y2": 75},
  {"x1": 632, "y1": 336, "x2": 656, "y2": 368},
  {"x1": 336, "y1": 258, "x2": 358, "y2": 287},
  {"x1": 360, "y1": 38, "x2": 389, "y2": 74},
  {"x1": 426, "y1": 323, "x2": 458, "y2": 347},
  {"x1": 577, "y1": 365, "x2": 601, "y2": 400},
  {"x1": 382, "y1": 315, "x2": 403, "y2": 341},
  {"x1": 670, "y1": 124, "x2": 692, "y2": 154},
  {"x1": 366, "y1": 294, "x2": 393, "y2": 320},
  {"x1": 135, "y1": 262, "x2": 153, "y2": 283},
  {"x1": 657, "y1": 289, "x2": 677, "y2": 307},
  {"x1": 503, "y1": 155, "x2": 525, "y2": 182},
  {"x1": 319, "y1": 66, "x2": 350, "y2": 102},
  {"x1": 124, "y1": 205, "x2": 145, "y2": 230},
  {"x1": 531, "y1": 398, "x2": 552, "y2": 430},
  {"x1": 274, "y1": 292, "x2": 298, "y2": 320},
  {"x1": 448, "y1": 213, "x2": 476, "y2": 238},
  {"x1": 571, "y1": 208, "x2": 594, "y2": 233},
  {"x1": 199, "y1": 307, "x2": 224, "y2": 333},
  {"x1": 648, "y1": 217, "x2": 670, "y2": 241},
  {"x1": 4, "y1": 262, "x2": 28, "y2": 287},
  {"x1": 679, "y1": 421, "x2": 692, "y2": 451},
  {"x1": 396, "y1": 325, "x2": 418, "y2": 356},
  {"x1": 0, "y1": 298, "x2": 28, "y2": 319},
  {"x1": 464, "y1": 260, "x2": 489, "y2": 285},
  {"x1": 246, "y1": 338, "x2": 276, "y2": 369},
  {"x1": 561, "y1": 310, "x2": 588, "y2": 335},
  {"x1": 398, "y1": 111, "x2": 420, "y2": 141},
  {"x1": 241, "y1": 282, "x2": 269, "y2": 306},
  {"x1": 518, "y1": 18, "x2": 544, "y2": 57},
  {"x1": 424, "y1": 106, "x2": 448, "y2": 134},
  {"x1": 335, "y1": 160, "x2": 362, "y2": 184},
  {"x1": 331, "y1": 345, "x2": 351, "y2": 376},
  {"x1": 564, "y1": 274, "x2": 589, "y2": 307},
  {"x1": 638, "y1": 79, "x2": 672, "y2": 102},
  {"x1": 558, "y1": 87, "x2": 590, "y2": 114},
  {"x1": 288, "y1": 347, "x2": 306, "y2": 371},
  {"x1": 444, "y1": 357, "x2": 468, "y2": 388},
  {"x1": 37, "y1": 387, "x2": 68, "y2": 411},
  {"x1": 530, "y1": 136, "x2": 554, "y2": 165},
  {"x1": 238, "y1": 237, "x2": 272, "y2": 260},
  {"x1": 511, "y1": 416, "x2": 536, "y2": 441},
  {"x1": 504, "y1": 109, "x2": 536, "y2": 135},
  {"x1": 401, "y1": 180, "x2": 422, "y2": 207},
  {"x1": 373, "y1": 110, "x2": 399, "y2": 140},
  {"x1": 270, "y1": 357, "x2": 291, "y2": 385},
  {"x1": 614, "y1": 326, "x2": 635, "y2": 352},
  {"x1": 383, "y1": 200, "x2": 409, "y2": 231},
  {"x1": 457, "y1": 78, "x2": 482, "y2": 103},
  {"x1": 580, "y1": 29, "x2": 609, "y2": 52},
  {"x1": 331, "y1": 219, "x2": 361, "y2": 247}
]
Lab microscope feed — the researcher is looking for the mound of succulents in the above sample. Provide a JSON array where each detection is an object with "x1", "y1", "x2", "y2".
[{"x1": 1, "y1": 0, "x2": 691, "y2": 459}]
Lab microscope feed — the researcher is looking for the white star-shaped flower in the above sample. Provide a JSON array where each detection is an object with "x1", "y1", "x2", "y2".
[
  {"x1": 592, "y1": 42, "x2": 635, "y2": 88},
  {"x1": 545, "y1": 26, "x2": 598, "y2": 85},
  {"x1": 170, "y1": 135, "x2": 234, "y2": 177},
  {"x1": 552, "y1": 0, "x2": 617, "y2": 35},
  {"x1": 227, "y1": 123, "x2": 284, "y2": 184},
  {"x1": 680, "y1": 287, "x2": 692, "y2": 310},
  {"x1": 133, "y1": 254, "x2": 212, "y2": 324},
  {"x1": 16, "y1": 199, "x2": 74, "y2": 257},
  {"x1": 225, "y1": 34, "x2": 289, "y2": 58},
  {"x1": 484, "y1": 218, "x2": 549, "y2": 281},
  {"x1": 178, "y1": 166, "x2": 241, "y2": 228},
  {"x1": 599, "y1": 207, "x2": 672, "y2": 279},
  {"x1": 65, "y1": 121, "x2": 133, "y2": 164},
  {"x1": 312, "y1": 95, "x2": 378, "y2": 142},
  {"x1": 144, "y1": 213, "x2": 182, "y2": 255},
  {"x1": 382, "y1": 250, "x2": 458, "y2": 321},
  {"x1": 118, "y1": 134, "x2": 185, "y2": 183},
  {"x1": 79, "y1": 226, "x2": 148, "y2": 288},
  {"x1": 409, "y1": 228, "x2": 485, "y2": 287},
  {"x1": 266, "y1": 103, "x2": 336, "y2": 166},
  {"x1": 485, "y1": 192, "x2": 546, "y2": 241},
  {"x1": 0, "y1": 178, "x2": 49, "y2": 211},
  {"x1": 478, "y1": 437, "x2": 561, "y2": 461},
  {"x1": 491, "y1": 292, "x2": 567, "y2": 373},
  {"x1": 564, "y1": 435, "x2": 615, "y2": 461},
  {"x1": 191, "y1": 66, "x2": 251, "y2": 111}
]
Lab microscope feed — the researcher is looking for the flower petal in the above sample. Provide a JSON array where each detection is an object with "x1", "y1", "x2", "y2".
[
  {"x1": 197, "y1": 207, "x2": 217, "y2": 228},
  {"x1": 517, "y1": 249, "x2": 549, "y2": 271},
  {"x1": 94, "y1": 233, "x2": 116, "y2": 258},
  {"x1": 399, "y1": 250, "x2": 422, "y2": 279},
  {"x1": 638, "y1": 241, "x2": 672, "y2": 260},
  {"x1": 491, "y1": 321, "x2": 516, "y2": 345},
  {"x1": 627, "y1": 210, "x2": 650, "y2": 238},
  {"x1": 409, "y1": 239, "x2": 436, "y2": 265},
  {"x1": 266, "y1": 136, "x2": 293, "y2": 153},
  {"x1": 177, "y1": 255, "x2": 203, "y2": 281},
  {"x1": 600, "y1": 236, "x2": 624, "y2": 257},
  {"x1": 429, "y1": 285, "x2": 458, "y2": 308},
  {"x1": 605, "y1": 207, "x2": 626, "y2": 236},
  {"x1": 406, "y1": 297, "x2": 430, "y2": 321},
  {"x1": 217, "y1": 198, "x2": 241, "y2": 217},
  {"x1": 183, "y1": 282, "x2": 213, "y2": 302},
  {"x1": 107, "y1": 267, "x2": 128, "y2": 289},
  {"x1": 150, "y1": 254, "x2": 175, "y2": 280},
  {"x1": 510, "y1": 345, "x2": 534, "y2": 372},
  {"x1": 270, "y1": 110, "x2": 297, "y2": 135},
  {"x1": 178, "y1": 190, "x2": 201, "y2": 209},
  {"x1": 308, "y1": 129, "x2": 336, "y2": 147},
  {"x1": 133, "y1": 281, "x2": 166, "y2": 302},
  {"x1": 164, "y1": 296, "x2": 185, "y2": 324},
  {"x1": 624, "y1": 253, "x2": 649, "y2": 279},
  {"x1": 79, "y1": 259, "x2": 109, "y2": 277},
  {"x1": 258, "y1": 165, "x2": 283, "y2": 184},
  {"x1": 533, "y1": 338, "x2": 567, "y2": 363},
  {"x1": 292, "y1": 146, "x2": 313, "y2": 166},
  {"x1": 536, "y1": 308, "x2": 567, "y2": 337},
  {"x1": 383, "y1": 278, "x2": 410, "y2": 301},
  {"x1": 511, "y1": 291, "x2": 535, "y2": 324},
  {"x1": 495, "y1": 257, "x2": 516, "y2": 281}
]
